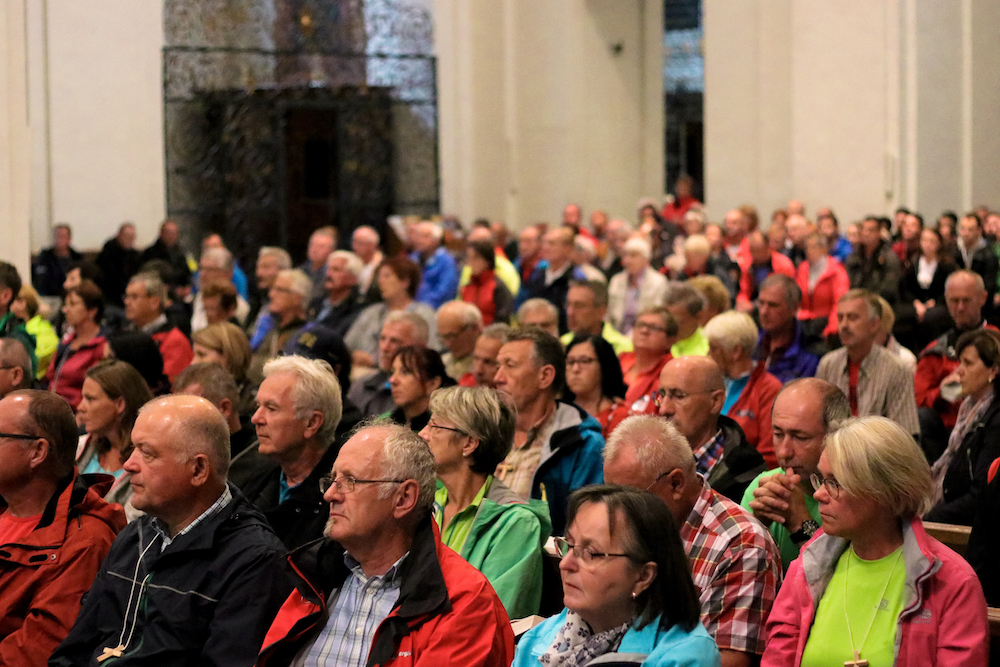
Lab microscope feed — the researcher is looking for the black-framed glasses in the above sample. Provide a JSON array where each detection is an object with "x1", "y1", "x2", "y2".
[
  {"x1": 653, "y1": 387, "x2": 715, "y2": 407},
  {"x1": 645, "y1": 469, "x2": 678, "y2": 490},
  {"x1": 809, "y1": 473, "x2": 842, "y2": 500},
  {"x1": 0, "y1": 432, "x2": 43, "y2": 441},
  {"x1": 319, "y1": 475, "x2": 407, "y2": 494},
  {"x1": 553, "y1": 536, "x2": 631, "y2": 565},
  {"x1": 428, "y1": 423, "x2": 466, "y2": 436},
  {"x1": 634, "y1": 321, "x2": 668, "y2": 334}
]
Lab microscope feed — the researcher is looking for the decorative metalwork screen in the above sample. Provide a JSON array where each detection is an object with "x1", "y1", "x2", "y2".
[{"x1": 163, "y1": 0, "x2": 438, "y2": 265}]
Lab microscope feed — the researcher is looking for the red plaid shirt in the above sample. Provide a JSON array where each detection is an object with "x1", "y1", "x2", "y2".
[{"x1": 680, "y1": 478, "x2": 782, "y2": 655}]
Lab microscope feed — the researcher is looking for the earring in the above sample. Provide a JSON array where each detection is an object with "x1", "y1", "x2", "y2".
[{"x1": 631, "y1": 591, "x2": 637, "y2": 600}]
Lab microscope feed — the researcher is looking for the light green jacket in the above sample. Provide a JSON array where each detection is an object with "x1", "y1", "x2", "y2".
[{"x1": 438, "y1": 477, "x2": 552, "y2": 620}]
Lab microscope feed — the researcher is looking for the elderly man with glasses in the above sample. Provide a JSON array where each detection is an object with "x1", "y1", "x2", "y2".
[
  {"x1": 256, "y1": 421, "x2": 514, "y2": 667},
  {"x1": 655, "y1": 356, "x2": 765, "y2": 501}
]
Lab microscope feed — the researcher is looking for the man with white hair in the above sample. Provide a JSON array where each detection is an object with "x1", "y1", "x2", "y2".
[
  {"x1": 192, "y1": 246, "x2": 251, "y2": 332},
  {"x1": 572, "y1": 235, "x2": 607, "y2": 284},
  {"x1": 348, "y1": 311, "x2": 429, "y2": 416},
  {"x1": 245, "y1": 355, "x2": 344, "y2": 549},
  {"x1": 437, "y1": 300, "x2": 483, "y2": 381},
  {"x1": 256, "y1": 421, "x2": 515, "y2": 667},
  {"x1": 607, "y1": 236, "x2": 668, "y2": 334},
  {"x1": 51, "y1": 395, "x2": 290, "y2": 666},
  {"x1": 351, "y1": 226, "x2": 383, "y2": 296},
  {"x1": 599, "y1": 219, "x2": 632, "y2": 278},
  {"x1": 410, "y1": 221, "x2": 459, "y2": 309},
  {"x1": 249, "y1": 268, "x2": 313, "y2": 384},
  {"x1": 704, "y1": 311, "x2": 782, "y2": 468},
  {"x1": 604, "y1": 415, "x2": 781, "y2": 667},
  {"x1": 311, "y1": 250, "x2": 367, "y2": 338},
  {"x1": 679, "y1": 234, "x2": 737, "y2": 299}
]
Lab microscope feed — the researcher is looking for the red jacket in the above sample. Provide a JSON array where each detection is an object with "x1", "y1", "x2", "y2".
[
  {"x1": 0, "y1": 471, "x2": 126, "y2": 666},
  {"x1": 46, "y1": 333, "x2": 107, "y2": 410},
  {"x1": 737, "y1": 252, "x2": 795, "y2": 306},
  {"x1": 150, "y1": 325, "x2": 193, "y2": 385},
  {"x1": 763, "y1": 518, "x2": 988, "y2": 667},
  {"x1": 258, "y1": 518, "x2": 514, "y2": 667},
  {"x1": 620, "y1": 352, "x2": 671, "y2": 415},
  {"x1": 728, "y1": 364, "x2": 781, "y2": 468},
  {"x1": 795, "y1": 257, "x2": 849, "y2": 337},
  {"x1": 915, "y1": 324, "x2": 998, "y2": 429}
]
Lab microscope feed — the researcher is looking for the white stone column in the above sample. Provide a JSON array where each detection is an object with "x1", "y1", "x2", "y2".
[
  {"x1": 0, "y1": 0, "x2": 33, "y2": 279},
  {"x1": 435, "y1": 0, "x2": 663, "y2": 229}
]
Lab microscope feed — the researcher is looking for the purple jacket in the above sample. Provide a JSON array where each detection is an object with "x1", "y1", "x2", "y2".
[
  {"x1": 752, "y1": 321, "x2": 819, "y2": 384},
  {"x1": 762, "y1": 517, "x2": 988, "y2": 667}
]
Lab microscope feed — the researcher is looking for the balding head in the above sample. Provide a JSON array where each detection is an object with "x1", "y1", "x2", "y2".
[
  {"x1": 945, "y1": 269, "x2": 988, "y2": 330},
  {"x1": 656, "y1": 357, "x2": 725, "y2": 449},
  {"x1": 436, "y1": 301, "x2": 483, "y2": 358},
  {"x1": 126, "y1": 394, "x2": 230, "y2": 533}
]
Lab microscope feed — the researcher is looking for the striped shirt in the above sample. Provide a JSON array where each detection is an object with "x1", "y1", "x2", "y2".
[
  {"x1": 816, "y1": 344, "x2": 920, "y2": 435},
  {"x1": 681, "y1": 478, "x2": 782, "y2": 655},
  {"x1": 297, "y1": 552, "x2": 408, "y2": 667}
]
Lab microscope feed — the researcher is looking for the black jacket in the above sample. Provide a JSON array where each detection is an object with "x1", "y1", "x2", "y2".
[
  {"x1": 845, "y1": 240, "x2": 903, "y2": 304},
  {"x1": 32, "y1": 246, "x2": 82, "y2": 297},
  {"x1": 309, "y1": 287, "x2": 367, "y2": 339},
  {"x1": 707, "y1": 415, "x2": 767, "y2": 502},
  {"x1": 97, "y1": 238, "x2": 142, "y2": 307},
  {"x1": 140, "y1": 239, "x2": 192, "y2": 288},
  {"x1": 901, "y1": 257, "x2": 955, "y2": 305},
  {"x1": 925, "y1": 394, "x2": 1000, "y2": 525},
  {"x1": 49, "y1": 486, "x2": 290, "y2": 667},
  {"x1": 243, "y1": 442, "x2": 341, "y2": 551},
  {"x1": 519, "y1": 263, "x2": 587, "y2": 334},
  {"x1": 966, "y1": 459, "x2": 1000, "y2": 606},
  {"x1": 950, "y1": 242, "x2": 1000, "y2": 306}
]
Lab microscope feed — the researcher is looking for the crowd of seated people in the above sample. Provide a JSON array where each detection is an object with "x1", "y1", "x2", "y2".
[{"x1": 2, "y1": 195, "x2": 999, "y2": 665}]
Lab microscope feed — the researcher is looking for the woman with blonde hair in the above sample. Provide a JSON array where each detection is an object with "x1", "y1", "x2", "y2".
[
  {"x1": 418, "y1": 386, "x2": 550, "y2": 619},
  {"x1": 192, "y1": 321, "x2": 255, "y2": 417},
  {"x1": 763, "y1": 416, "x2": 988, "y2": 667}
]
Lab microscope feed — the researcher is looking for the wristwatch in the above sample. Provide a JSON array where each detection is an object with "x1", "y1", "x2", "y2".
[{"x1": 789, "y1": 519, "x2": 820, "y2": 544}]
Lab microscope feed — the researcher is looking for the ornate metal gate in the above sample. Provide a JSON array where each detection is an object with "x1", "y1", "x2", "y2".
[{"x1": 163, "y1": 0, "x2": 438, "y2": 266}]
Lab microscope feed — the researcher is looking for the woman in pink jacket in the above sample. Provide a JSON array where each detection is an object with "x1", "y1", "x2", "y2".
[{"x1": 762, "y1": 416, "x2": 988, "y2": 667}]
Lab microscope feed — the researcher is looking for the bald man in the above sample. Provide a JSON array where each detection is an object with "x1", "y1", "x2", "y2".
[
  {"x1": 656, "y1": 357, "x2": 766, "y2": 500},
  {"x1": 51, "y1": 395, "x2": 290, "y2": 667}
]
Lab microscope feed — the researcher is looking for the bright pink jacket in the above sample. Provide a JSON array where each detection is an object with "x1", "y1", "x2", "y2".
[{"x1": 762, "y1": 518, "x2": 988, "y2": 667}]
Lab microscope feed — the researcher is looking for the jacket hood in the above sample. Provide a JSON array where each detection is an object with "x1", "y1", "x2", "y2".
[{"x1": 477, "y1": 478, "x2": 553, "y2": 538}]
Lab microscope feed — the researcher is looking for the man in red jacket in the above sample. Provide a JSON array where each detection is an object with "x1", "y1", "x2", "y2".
[
  {"x1": 915, "y1": 270, "x2": 995, "y2": 462},
  {"x1": 124, "y1": 271, "x2": 193, "y2": 384},
  {"x1": 257, "y1": 422, "x2": 514, "y2": 667},
  {"x1": 0, "y1": 390, "x2": 126, "y2": 666}
]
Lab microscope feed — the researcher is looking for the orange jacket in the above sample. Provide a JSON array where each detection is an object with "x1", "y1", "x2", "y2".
[{"x1": 0, "y1": 471, "x2": 125, "y2": 667}]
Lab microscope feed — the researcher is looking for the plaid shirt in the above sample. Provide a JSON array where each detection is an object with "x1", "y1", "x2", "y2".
[
  {"x1": 680, "y1": 478, "x2": 782, "y2": 655},
  {"x1": 152, "y1": 486, "x2": 232, "y2": 552},
  {"x1": 692, "y1": 429, "x2": 726, "y2": 478}
]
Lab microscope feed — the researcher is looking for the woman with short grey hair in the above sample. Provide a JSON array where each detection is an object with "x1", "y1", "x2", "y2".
[{"x1": 417, "y1": 385, "x2": 551, "y2": 620}]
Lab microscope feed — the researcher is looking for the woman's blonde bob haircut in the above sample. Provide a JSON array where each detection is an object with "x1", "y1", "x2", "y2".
[{"x1": 823, "y1": 416, "x2": 933, "y2": 518}]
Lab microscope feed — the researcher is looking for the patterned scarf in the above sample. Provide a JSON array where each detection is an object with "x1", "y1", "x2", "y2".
[
  {"x1": 931, "y1": 390, "x2": 993, "y2": 506},
  {"x1": 539, "y1": 611, "x2": 629, "y2": 667}
]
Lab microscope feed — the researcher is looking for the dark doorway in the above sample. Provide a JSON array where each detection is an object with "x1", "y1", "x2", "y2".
[{"x1": 285, "y1": 107, "x2": 339, "y2": 261}]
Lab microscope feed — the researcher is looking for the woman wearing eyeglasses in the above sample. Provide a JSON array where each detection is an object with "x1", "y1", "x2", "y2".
[
  {"x1": 763, "y1": 416, "x2": 988, "y2": 667},
  {"x1": 565, "y1": 335, "x2": 629, "y2": 438},
  {"x1": 619, "y1": 306, "x2": 679, "y2": 416},
  {"x1": 417, "y1": 386, "x2": 550, "y2": 620},
  {"x1": 514, "y1": 485, "x2": 719, "y2": 667}
]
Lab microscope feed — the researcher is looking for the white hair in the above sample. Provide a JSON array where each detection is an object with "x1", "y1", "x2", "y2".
[
  {"x1": 605, "y1": 415, "x2": 696, "y2": 478},
  {"x1": 439, "y1": 300, "x2": 483, "y2": 328},
  {"x1": 623, "y1": 237, "x2": 652, "y2": 260},
  {"x1": 683, "y1": 234, "x2": 711, "y2": 256},
  {"x1": 262, "y1": 355, "x2": 343, "y2": 444},
  {"x1": 353, "y1": 226, "x2": 380, "y2": 244},
  {"x1": 384, "y1": 310, "x2": 430, "y2": 346},
  {"x1": 419, "y1": 221, "x2": 443, "y2": 242},
  {"x1": 279, "y1": 269, "x2": 313, "y2": 300},
  {"x1": 328, "y1": 250, "x2": 364, "y2": 280},
  {"x1": 703, "y1": 311, "x2": 759, "y2": 355},
  {"x1": 200, "y1": 247, "x2": 233, "y2": 272},
  {"x1": 574, "y1": 235, "x2": 598, "y2": 260},
  {"x1": 259, "y1": 246, "x2": 292, "y2": 270}
]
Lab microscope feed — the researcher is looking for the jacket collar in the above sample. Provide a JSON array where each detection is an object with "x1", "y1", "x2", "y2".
[{"x1": 288, "y1": 513, "x2": 450, "y2": 621}]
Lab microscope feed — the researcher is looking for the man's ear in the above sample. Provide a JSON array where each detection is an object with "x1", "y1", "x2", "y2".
[
  {"x1": 392, "y1": 479, "x2": 420, "y2": 519},
  {"x1": 537, "y1": 364, "x2": 556, "y2": 391},
  {"x1": 27, "y1": 438, "x2": 50, "y2": 470},
  {"x1": 190, "y1": 453, "x2": 211, "y2": 486},
  {"x1": 9, "y1": 366, "x2": 24, "y2": 390},
  {"x1": 302, "y1": 411, "x2": 324, "y2": 440},
  {"x1": 217, "y1": 397, "x2": 234, "y2": 422}
]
